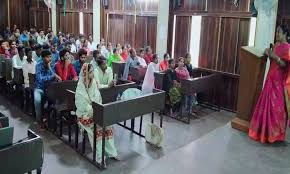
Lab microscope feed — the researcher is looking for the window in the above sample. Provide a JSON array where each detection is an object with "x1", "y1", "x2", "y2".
[{"x1": 189, "y1": 16, "x2": 202, "y2": 68}]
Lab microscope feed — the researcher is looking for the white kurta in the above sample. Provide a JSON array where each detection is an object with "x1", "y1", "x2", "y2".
[{"x1": 142, "y1": 62, "x2": 160, "y2": 94}]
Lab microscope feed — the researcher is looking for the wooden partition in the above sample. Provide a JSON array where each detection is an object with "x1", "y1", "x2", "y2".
[{"x1": 231, "y1": 47, "x2": 266, "y2": 132}]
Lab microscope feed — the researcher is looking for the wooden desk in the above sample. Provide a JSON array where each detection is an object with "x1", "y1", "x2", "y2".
[
  {"x1": 231, "y1": 46, "x2": 266, "y2": 132},
  {"x1": 130, "y1": 67, "x2": 147, "y2": 83},
  {"x1": 112, "y1": 62, "x2": 126, "y2": 78}
]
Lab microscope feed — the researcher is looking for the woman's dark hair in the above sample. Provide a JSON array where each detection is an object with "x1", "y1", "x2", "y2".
[
  {"x1": 59, "y1": 48, "x2": 69, "y2": 58},
  {"x1": 164, "y1": 53, "x2": 170, "y2": 59},
  {"x1": 168, "y1": 59, "x2": 175, "y2": 65},
  {"x1": 41, "y1": 50, "x2": 51, "y2": 58},
  {"x1": 25, "y1": 47, "x2": 32, "y2": 55},
  {"x1": 96, "y1": 44, "x2": 101, "y2": 49},
  {"x1": 113, "y1": 48, "x2": 117, "y2": 54},
  {"x1": 178, "y1": 57, "x2": 184, "y2": 62},
  {"x1": 93, "y1": 50, "x2": 100, "y2": 58},
  {"x1": 152, "y1": 54, "x2": 158, "y2": 60},
  {"x1": 139, "y1": 48, "x2": 144, "y2": 54},
  {"x1": 34, "y1": 44, "x2": 42, "y2": 50},
  {"x1": 9, "y1": 40, "x2": 16, "y2": 46},
  {"x1": 185, "y1": 53, "x2": 191, "y2": 59},
  {"x1": 17, "y1": 46, "x2": 25, "y2": 53},
  {"x1": 78, "y1": 48, "x2": 87, "y2": 57},
  {"x1": 279, "y1": 25, "x2": 290, "y2": 43},
  {"x1": 97, "y1": 56, "x2": 106, "y2": 66},
  {"x1": 145, "y1": 46, "x2": 151, "y2": 52}
]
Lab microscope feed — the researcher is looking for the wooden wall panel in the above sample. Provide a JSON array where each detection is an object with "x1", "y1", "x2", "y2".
[
  {"x1": 0, "y1": 0, "x2": 8, "y2": 32},
  {"x1": 9, "y1": 0, "x2": 29, "y2": 29},
  {"x1": 107, "y1": 14, "x2": 124, "y2": 45},
  {"x1": 124, "y1": 15, "x2": 135, "y2": 46},
  {"x1": 108, "y1": 0, "x2": 123, "y2": 11},
  {"x1": 174, "y1": 16, "x2": 191, "y2": 59},
  {"x1": 83, "y1": 13, "x2": 93, "y2": 36},
  {"x1": 135, "y1": 16, "x2": 148, "y2": 49},
  {"x1": 236, "y1": 19, "x2": 250, "y2": 74},
  {"x1": 175, "y1": 0, "x2": 206, "y2": 12},
  {"x1": 217, "y1": 18, "x2": 239, "y2": 73},
  {"x1": 58, "y1": 12, "x2": 79, "y2": 34},
  {"x1": 147, "y1": 17, "x2": 157, "y2": 52},
  {"x1": 199, "y1": 17, "x2": 220, "y2": 70}
]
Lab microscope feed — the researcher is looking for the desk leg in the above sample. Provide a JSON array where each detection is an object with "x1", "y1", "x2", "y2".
[
  {"x1": 131, "y1": 118, "x2": 135, "y2": 131},
  {"x1": 123, "y1": 121, "x2": 127, "y2": 126},
  {"x1": 82, "y1": 131, "x2": 86, "y2": 154},
  {"x1": 93, "y1": 123, "x2": 96, "y2": 162},
  {"x1": 139, "y1": 116, "x2": 143, "y2": 134},
  {"x1": 101, "y1": 126, "x2": 106, "y2": 168},
  {"x1": 151, "y1": 112, "x2": 154, "y2": 124},
  {"x1": 68, "y1": 118, "x2": 71, "y2": 143},
  {"x1": 75, "y1": 122, "x2": 79, "y2": 149},
  {"x1": 160, "y1": 112, "x2": 163, "y2": 128}
]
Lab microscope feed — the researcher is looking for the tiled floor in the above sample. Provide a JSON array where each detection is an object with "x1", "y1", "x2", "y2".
[{"x1": 1, "y1": 95, "x2": 289, "y2": 174}]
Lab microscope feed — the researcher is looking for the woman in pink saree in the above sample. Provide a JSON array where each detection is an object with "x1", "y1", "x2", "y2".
[{"x1": 249, "y1": 25, "x2": 290, "y2": 143}]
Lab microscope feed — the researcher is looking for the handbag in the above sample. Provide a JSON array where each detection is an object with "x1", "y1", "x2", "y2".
[{"x1": 145, "y1": 123, "x2": 164, "y2": 147}]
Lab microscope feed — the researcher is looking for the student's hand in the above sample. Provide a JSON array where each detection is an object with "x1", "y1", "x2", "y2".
[
  {"x1": 109, "y1": 80, "x2": 115, "y2": 87},
  {"x1": 73, "y1": 77, "x2": 78, "y2": 81},
  {"x1": 54, "y1": 74, "x2": 62, "y2": 82}
]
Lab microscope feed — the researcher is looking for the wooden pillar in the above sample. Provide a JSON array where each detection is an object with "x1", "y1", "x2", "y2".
[
  {"x1": 93, "y1": 0, "x2": 101, "y2": 42},
  {"x1": 51, "y1": 0, "x2": 57, "y2": 34}
]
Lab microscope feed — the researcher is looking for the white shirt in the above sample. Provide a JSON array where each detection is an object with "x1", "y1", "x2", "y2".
[
  {"x1": 88, "y1": 41, "x2": 97, "y2": 51},
  {"x1": 22, "y1": 59, "x2": 36, "y2": 88},
  {"x1": 12, "y1": 55, "x2": 26, "y2": 79},
  {"x1": 138, "y1": 57, "x2": 147, "y2": 68},
  {"x1": 71, "y1": 44, "x2": 77, "y2": 53},
  {"x1": 90, "y1": 58, "x2": 98, "y2": 70},
  {"x1": 37, "y1": 35, "x2": 48, "y2": 45}
]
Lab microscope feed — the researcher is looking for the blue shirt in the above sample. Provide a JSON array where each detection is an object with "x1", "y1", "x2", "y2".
[
  {"x1": 51, "y1": 51, "x2": 59, "y2": 70},
  {"x1": 73, "y1": 60, "x2": 82, "y2": 76},
  {"x1": 20, "y1": 34, "x2": 29, "y2": 42},
  {"x1": 35, "y1": 62, "x2": 55, "y2": 90}
]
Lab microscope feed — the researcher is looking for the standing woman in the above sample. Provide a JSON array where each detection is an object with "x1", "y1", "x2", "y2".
[
  {"x1": 75, "y1": 63, "x2": 118, "y2": 165},
  {"x1": 249, "y1": 25, "x2": 290, "y2": 143}
]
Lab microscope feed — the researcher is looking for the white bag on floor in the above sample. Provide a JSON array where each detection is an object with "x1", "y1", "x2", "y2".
[{"x1": 145, "y1": 123, "x2": 164, "y2": 147}]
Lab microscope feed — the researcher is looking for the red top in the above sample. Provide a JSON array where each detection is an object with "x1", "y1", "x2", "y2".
[
  {"x1": 175, "y1": 67, "x2": 190, "y2": 80},
  {"x1": 0, "y1": 48, "x2": 11, "y2": 58},
  {"x1": 144, "y1": 53, "x2": 153, "y2": 65},
  {"x1": 121, "y1": 52, "x2": 128, "y2": 61},
  {"x1": 160, "y1": 60, "x2": 169, "y2": 71},
  {"x1": 55, "y1": 60, "x2": 78, "y2": 81}
]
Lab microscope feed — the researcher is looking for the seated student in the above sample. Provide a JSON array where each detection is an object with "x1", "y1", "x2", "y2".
[
  {"x1": 175, "y1": 57, "x2": 194, "y2": 116},
  {"x1": 23, "y1": 47, "x2": 36, "y2": 88},
  {"x1": 37, "y1": 30, "x2": 48, "y2": 46},
  {"x1": 20, "y1": 29, "x2": 29, "y2": 44},
  {"x1": 87, "y1": 34, "x2": 97, "y2": 51},
  {"x1": 184, "y1": 53, "x2": 193, "y2": 77},
  {"x1": 90, "y1": 50, "x2": 102, "y2": 69},
  {"x1": 50, "y1": 43, "x2": 60, "y2": 70},
  {"x1": 104, "y1": 42, "x2": 113, "y2": 59},
  {"x1": 0, "y1": 40, "x2": 11, "y2": 58},
  {"x1": 142, "y1": 54, "x2": 160, "y2": 94},
  {"x1": 144, "y1": 46, "x2": 153, "y2": 65},
  {"x1": 163, "y1": 59, "x2": 181, "y2": 113},
  {"x1": 120, "y1": 45, "x2": 129, "y2": 61},
  {"x1": 9, "y1": 40, "x2": 18, "y2": 57},
  {"x1": 34, "y1": 50, "x2": 62, "y2": 128},
  {"x1": 69, "y1": 34, "x2": 77, "y2": 53},
  {"x1": 32, "y1": 44, "x2": 43, "y2": 62},
  {"x1": 81, "y1": 40, "x2": 91, "y2": 56},
  {"x1": 75, "y1": 63, "x2": 118, "y2": 165},
  {"x1": 107, "y1": 48, "x2": 123, "y2": 67},
  {"x1": 76, "y1": 34, "x2": 85, "y2": 51},
  {"x1": 122, "y1": 48, "x2": 140, "y2": 80},
  {"x1": 160, "y1": 53, "x2": 170, "y2": 71},
  {"x1": 12, "y1": 46, "x2": 26, "y2": 70},
  {"x1": 137, "y1": 48, "x2": 147, "y2": 68},
  {"x1": 55, "y1": 49, "x2": 78, "y2": 81},
  {"x1": 74, "y1": 49, "x2": 87, "y2": 76},
  {"x1": 95, "y1": 56, "x2": 115, "y2": 88}
]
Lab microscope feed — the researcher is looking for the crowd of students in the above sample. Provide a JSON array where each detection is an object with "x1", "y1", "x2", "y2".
[{"x1": 0, "y1": 25, "x2": 196, "y2": 164}]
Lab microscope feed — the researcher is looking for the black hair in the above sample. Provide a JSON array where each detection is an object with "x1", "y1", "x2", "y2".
[
  {"x1": 34, "y1": 44, "x2": 42, "y2": 50},
  {"x1": 164, "y1": 53, "x2": 170, "y2": 59},
  {"x1": 139, "y1": 48, "x2": 144, "y2": 53},
  {"x1": 185, "y1": 53, "x2": 191, "y2": 59},
  {"x1": 168, "y1": 59, "x2": 175, "y2": 65},
  {"x1": 96, "y1": 44, "x2": 101, "y2": 49},
  {"x1": 78, "y1": 48, "x2": 87, "y2": 58},
  {"x1": 97, "y1": 56, "x2": 107, "y2": 66},
  {"x1": 279, "y1": 25, "x2": 290, "y2": 43},
  {"x1": 42, "y1": 44, "x2": 50, "y2": 50},
  {"x1": 17, "y1": 46, "x2": 25, "y2": 53},
  {"x1": 145, "y1": 46, "x2": 151, "y2": 52},
  {"x1": 93, "y1": 50, "x2": 100, "y2": 58},
  {"x1": 25, "y1": 47, "x2": 32, "y2": 55},
  {"x1": 41, "y1": 50, "x2": 51, "y2": 58},
  {"x1": 59, "y1": 48, "x2": 69, "y2": 58},
  {"x1": 113, "y1": 48, "x2": 117, "y2": 54},
  {"x1": 152, "y1": 54, "x2": 158, "y2": 60},
  {"x1": 129, "y1": 48, "x2": 135, "y2": 55}
]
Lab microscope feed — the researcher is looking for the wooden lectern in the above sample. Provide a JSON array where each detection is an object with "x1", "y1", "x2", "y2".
[{"x1": 231, "y1": 46, "x2": 267, "y2": 132}]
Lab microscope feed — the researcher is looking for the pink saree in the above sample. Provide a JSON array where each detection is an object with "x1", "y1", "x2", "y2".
[{"x1": 249, "y1": 42, "x2": 290, "y2": 143}]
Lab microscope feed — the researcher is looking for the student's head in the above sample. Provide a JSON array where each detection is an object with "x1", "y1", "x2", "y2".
[
  {"x1": 14, "y1": 29, "x2": 20, "y2": 37},
  {"x1": 145, "y1": 46, "x2": 152, "y2": 54},
  {"x1": 100, "y1": 38, "x2": 105, "y2": 45},
  {"x1": 25, "y1": 47, "x2": 33, "y2": 61},
  {"x1": 163, "y1": 53, "x2": 170, "y2": 61},
  {"x1": 139, "y1": 48, "x2": 145, "y2": 58},
  {"x1": 59, "y1": 49, "x2": 70, "y2": 62},
  {"x1": 42, "y1": 44, "x2": 50, "y2": 50},
  {"x1": 18, "y1": 46, "x2": 25, "y2": 57},
  {"x1": 69, "y1": 34, "x2": 75, "y2": 43},
  {"x1": 65, "y1": 41, "x2": 72, "y2": 51},
  {"x1": 113, "y1": 48, "x2": 118, "y2": 55},
  {"x1": 79, "y1": 34, "x2": 85, "y2": 43},
  {"x1": 83, "y1": 40, "x2": 88, "y2": 47},
  {"x1": 50, "y1": 43, "x2": 58, "y2": 53},
  {"x1": 88, "y1": 34, "x2": 93, "y2": 42},
  {"x1": 0, "y1": 40, "x2": 6, "y2": 49},
  {"x1": 107, "y1": 42, "x2": 112, "y2": 51},
  {"x1": 82, "y1": 63, "x2": 94, "y2": 86},
  {"x1": 47, "y1": 27, "x2": 52, "y2": 33},
  {"x1": 97, "y1": 56, "x2": 107, "y2": 71},
  {"x1": 35, "y1": 44, "x2": 43, "y2": 56},
  {"x1": 9, "y1": 40, "x2": 17, "y2": 49},
  {"x1": 39, "y1": 30, "x2": 45, "y2": 36},
  {"x1": 129, "y1": 48, "x2": 137, "y2": 58},
  {"x1": 41, "y1": 50, "x2": 52, "y2": 65},
  {"x1": 93, "y1": 50, "x2": 101, "y2": 59},
  {"x1": 152, "y1": 54, "x2": 159, "y2": 64},
  {"x1": 126, "y1": 44, "x2": 131, "y2": 50},
  {"x1": 78, "y1": 49, "x2": 87, "y2": 64},
  {"x1": 168, "y1": 59, "x2": 175, "y2": 69},
  {"x1": 177, "y1": 57, "x2": 185, "y2": 68},
  {"x1": 116, "y1": 43, "x2": 121, "y2": 49},
  {"x1": 22, "y1": 29, "x2": 28, "y2": 34},
  {"x1": 276, "y1": 25, "x2": 290, "y2": 43},
  {"x1": 184, "y1": 53, "x2": 191, "y2": 65},
  {"x1": 122, "y1": 45, "x2": 128, "y2": 53},
  {"x1": 96, "y1": 44, "x2": 101, "y2": 52}
]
